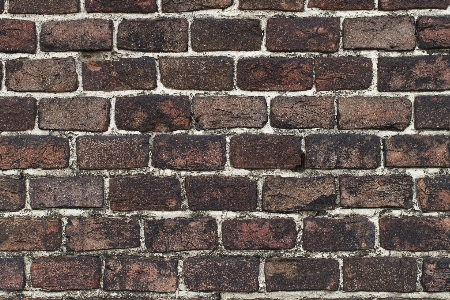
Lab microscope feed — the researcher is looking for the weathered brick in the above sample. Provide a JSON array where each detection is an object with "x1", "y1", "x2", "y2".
[
  {"x1": 145, "y1": 217, "x2": 217, "y2": 252},
  {"x1": 0, "y1": 258, "x2": 24, "y2": 291},
  {"x1": 39, "y1": 97, "x2": 109, "y2": 132},
  {"x1": 0, "y1": 20, "x2": 36, "y2": 53},
  {"x1": 305, "y1": 134, "x2": 380, "y2": 169},
  {"x1": 31, "y1": 257, "x2": 101, "y2": 290},
  {"x1": 110, "y1": 176, "x2": 181, "y2": 211},
  {"x1": 118, "y1": 19, "x2": 188, "y2": 52},
  {"x1": 267, "y1": 18, "x2": 340, "y2": 52},
  {"x1": 6, "y1": 58, "x2": 77, "y2": 92},
  {"x1": 340, "y1": 176, "x2": 413, "y2": 208},
  {"x1": 86, "y1": 0, "x2": 157, "y2": 12},
  {"x1": 77, "y1": 136, "x2": 149, "y2": 170},
  {"x1": 0, "y1": 97, "x2": 36, "y2": 131},
  {"x1": 152, "y1": 135, "x2": 226, "y2": 171},
  {"x1": 115, "y1": 95, "x2": 190, "y2": 132},
  {"x1": 163, "y1": 0, "x2": 231, "y2": 12},
  {"x1": 9, "y1": 0, "x2": 79, "y2": 13},
  {"x1": 104, "y1": 257, "x2": 177, "y2": 292},
  {"x1": 418, "y1": 17, "x2": 450, "y2": 49},
  {"x1": 0, "y1": 177, "x2": 25, "y2": 211},
  {"x1": 418, "y1": 176, "x2": 450, "y2": 211},
  {"x1": 265, "y1": 258, "x2": 339, "y2": 291},
  {"x1": 415, "y1": 96, "x2": 450, "y2": 129},
  {"x1": 379, "y1": 0, "x2": 448, "y2": 10},
  {"x1": 422, "y1": 258, "x2": 450, "y2": 291},
  {"x1": 0, "y1": 136, "x2": 69, "y2": 170},
  {"x1": 239, "y1": 0, "x2": 303, "y2": 10},
  {"x1": 186, "y1": 176, "x2": 257, "y2": 211},
  {"x1": 308, "y1": 0, "x2": 374, "y2": 10},
  {"x1": 237, "y1": 58, "x2": 313, "y2": 91},
  {"x1": 160, "y1": 57, "x2": 233, "y2": 90},
  {"x1": 184, "y1": 257, "x2": 259, "y2": 291}
]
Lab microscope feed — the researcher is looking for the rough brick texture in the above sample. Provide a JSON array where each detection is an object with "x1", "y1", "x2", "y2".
[
  {"x1": 9, "y1": 0, "x2": 79, "y2": 14},
  {"x1": 417, "y1": 176, "x2": 450, "y2": 211},
  {"x1": 0, "y1": 258, "x2": 24, "y2": 291},
  {"x1": 0, "y1": 177, "x2": 26, "y2": 211},
  {"x1": 379, "y1": 0, "x2": 448, "y2": 10},
  {"x1": 0, "y1": 97, "x2": 36, "y2": 131},
  {"x1": 239, "y1": 0, "x2": 303, "y2": 11},
  {"x1": 162, "y1": 0, "x2": 232, "y2": 12},
  {"x1": 308, "y1": 0, "x2": 374, "y2": 10},
  {"x1": 415, "y1": 96, "x2": 450, "y2": 129},
  {"x1": 422, "y1": 258, "x2": 450, "y2": 291},
  {"x1": 0, "y1": 20, "x2": 36, "y2": 53},
  {"x1": 86, "y1": 0, "x2": 156, "y2": 12}
]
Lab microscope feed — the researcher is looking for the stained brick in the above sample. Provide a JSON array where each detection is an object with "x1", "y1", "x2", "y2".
[
  {"x1": 0, "y1": 97, "x2": 36, "y2": 131},
  {"x1": 415, "y1": 96, "x2": 450, "y2": 129},
  {"x1": 86, "y1": 0, "x2": 157, "y2": 12},
  {"x1": 308, "y1": 0, "x2": 374, "y2": 10},
  {"x1": 239, "y1": 0, "x2": 303, "y2": 11},
  {"x1": 9, "y1": 0, "x2": 79, "y2": 14},
  {"x1": 418, "y1": 17, "x2": 450, "y2": 49},
  {"x1": 162, "y1": 0, "x2": 232, "y2": 12},
  {"x1": 422, "y1": 258, "x2": 450, "y2": 291},
  {"x1": 0, "y1": 177, "x2": 25, "y2": 211},
  {"x1": 418, "y1": 176, "x2": 450, "y2": 211},
  {"x1": 0, "y1": 20, "x2": 36, "y2": 53},
  {"x1": 0, "y1": 258, "x2": 24, "y2": 291},
  {"x1": 379, "y1": 0, "x2": 448, "y2": 10}
]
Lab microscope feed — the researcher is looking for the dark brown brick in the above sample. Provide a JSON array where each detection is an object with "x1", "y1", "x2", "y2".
[
  {"x1": 152, "y1": 135, "x2": 226, "y2": 171},
  {"x1": 239, "y1": 0, "x2": 303, "y2": 10},
  {"x1": 9, "y1": 0, "x2": 79, "y2": 13},
  {"x1": 0, "y1": 20, "x2": 36, "y2": 53},
  {"x1": 184, "y1": 257, "x2": 259, "y2": 292},
  {"x1": 418, "y1": 17, "x2": 450, "y2": 49},
  {"x1": 379, "y1": 0, "x2": 448, "y2": 10},
  {"x1": 104, "y1": 257, "x2": 177, "y2": 292},
  {"x1": 267, "y1": 18, "x2": 340, "y2": 52},
  {"x1": 306, "y1": 134, "x2": 380, "y2": 169},
  {"x1": 315, "y1": 57, "x2": 372, "y2": 91},
  {"x1": 340, "y1": 176, "x2": 413, "y2": 208},
  {"x1": 0, "y1": 177, "x2": 25, "y2": 211},
  {"x1": 160, "y1": 57, "x2": 233, "y2": 90},
  {"x1": 6, "y1": 58, "x2": 77, "y2": 92},
  {"x1": 308, "y1": 0, "x2": 373, "y2": 9},
  {"x1": 385, "y1": 135, "x2": 450, "y2": 167},
  {"x1": 39, "y1": 97, "x2": 109, "y2": 132},
  {"x1": 422, "y1": 258, "x2": 450, "y2": 291},
  {"x1": 263, "y1": 176, "x2": 336, "y2": 212},
  {"x1": 237, "y1": 58, "x2": 313, "y2": 91},
  {"x1": 110, "y1": 176, "x2": 181, "y2": 211},
  {"x1": 116, "y1": 95, "x2": 190, "y2": 132},
  {"x1": 0, "y1": 136, "x2": 69, "y2": 170},
  {"x1": 77, "y1": 136, "x2": 149, "y2": 170},
  {"x1": 31, "y1": 257, "x2": 101, "y2": 290},
  {"x1": 186, "y1": 176, "x2": 257, "y2": 211},
  {"x1": 162, "y1": 0, "x2": 232, "y2": 12},
  {"x1": 265, "y1": 258, "x2": 339, "y2": 291},
  {"x1": 222, "y1": 218, "x2": 296, "y2": 250},
  {"x1": 0, "y1": 258, "x2": 24, "y2": 291},
  {"x1": 418, "y1": 176, "x2": 450, "y2": 211},
  {"x1": 118, "y1": 19, "x2": 188, "y2": 52},
  {"x1": 0, "y1": 97, "x2": 36, "y2": 131},
  {"x1": 86, "y1": 0, "x2": 157, "y2": 12},
  {"x1": 271, "y1": 96, "x2": 334, "y2": 129},
  {"x1": 145, "y1": 217, "x2": 217, "y2": 252},
  {"x1": 415, "y1": 96, "x2": 450, "y2": 129}
]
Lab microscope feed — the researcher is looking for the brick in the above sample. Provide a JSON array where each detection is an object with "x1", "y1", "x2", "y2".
[
  {"x1": 237, "y1": 58, "x2": 313, "y2": 91},
  {"x1": 192, "y1": 19, "x2": 261, "y2": 51},
  {"x1": 0, "y1": 258, "x2": 24, "y2": 291},
  {"x1": 160, "y1": 57, "x2": 233, "y2": 90},
  {"x1": 384, "y1": 135, "x2": 450, "y2": 167},
  {"x1": 186, "y1": 176, "x2": 257, "y2": 211},
  {"x1": 0, "y1": 177, "x2": 25, "y2": 211},
  {"x1": 338, "y1": 97, "x2": 411, "y2": 130},
  {"x1": 239, "y1": 0, "x2": 303, "y2": 11},
  {"x1": 77, "y1": 136, "x2": 149, "y2": 170},
  {"x1": 379, "y1": 0, "x2": 448, "y2": 10},
  {"x1": 267, "y1": 18, "x2": 340, "y2": 52},
  {"x1": 0, "y1": 20, "x2": 36, "y2": 53},
  {"x1": 378, "y1": 56, "x2": 450, "y2": 91},
  {"x1": 303, "y1": 217, "x2": 375, "y2": 251},
  {"x1": 39, "y1": 97, "x2": 109, "y2": 132},
  {"x1": 115, "y1": 95, "x2": 190, "y2": 132},
  {"x1": 343, "y1": 17, "x2": 415, "y2": 50},
  {"x1": 265, "y1": 258, "x2": 339, "y2": 291},
  {"x1": 343, "y1": 257, "x2": 417, "y2": 292},
  {"x1": 305, "y1": 134, "x2": 380, "y2": 169},
  {"x1": 418, "y1": 17, "x2": 450, "y2": 49},
  {"x1": 145, "y1": 217, "x2": 218, "y2": 252},
  {"x1": 110, "y1": 176, "x2": 181, "y2": 211},
  {"x1": 222, "y1": 218, "x2": 297, "y2": 250},
  {"x1": 31, "y1": 257, "x2": 101, "y2": 290},
  {"x1": 193, "y1": 96, "x2": 267, "y2": 129},
  {"x1": 184, "y1": 257, "x2": 259, "y2": 291},
  {"x1": 271, "y1": 96, "x2": 334, "y2": 129},
  {"x1": 230, "y1": 134, "x2": 302, "y2": 169},
  {"x1": 315, "y1": 57, "x2": 372, "y2": 91},
  {"x1": 152, "y1": 135, "x2": 226, "y2": 171},
  {"x1": 263, "y1": 176, "x2": 336, "y2": 212},
  {"x1": 0, "y1": 136, "x2": 69, "y2": 170},
  {"x1": 0, "y1": 97, "x2": 36, "y2": 131},
  {"x1": 415, "y1": 96, "x2": 450, "y2": 129},
  {"x1": 6, "y1": 58, "x2": 77, "y2": 92},
  {"x1": 9, "y1": 0, "x2": 79, "y2": 13},
  {"x1": 340, "y1": 176, "x2": 413, "y2": 208},
  {"x1": 104, "y1": 257, "x2": 177, "y2": 292},
  {"x1": 86, "y1": 0, "x2": 157, "y2": 12},
  {"x1": 422, "y1": 258, "x2": 450, "y2": 291},
  {"x1": 118, "y1": 19, "x2": 188, "y2": 52},
  {"x1": 308, "y1": 0, "x2": 373, "y2": 9},
  {"x1": 418, "y1": 176, "x2": 450, "y2": 211},
  {"x1": 0, "y1": 218, "x2": 61, "y2": 251},
  {"x1": 162, "y1": 0, "x2": 232, "y2": 12}
]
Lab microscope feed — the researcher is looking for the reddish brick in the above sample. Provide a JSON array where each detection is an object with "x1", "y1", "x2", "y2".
[
  {"x1": 237, "y1": 58, "x2": 313, "y2": 91},
  {"x1": 0, "y1": 258, "x2": 24, "y2": 291},
  {"x1": 110, "y1": 176, "x2": 181, "y2": 211},
  {"x1": 343, "y1": 257, "x2": 417, "y2": 292},
  {"x1": 305, "y1": 134, "x2": 380, "y2": 169},
  {"x1": 0, "y1": 97, "x2": 36, "y2": 131},
  {"x1": 0, "y1": 218, "x2": 61, "y2": 250},
  {"x1": 418, "y1": 176, "x2": 450, "y2": 211},
  {"x1": 0, "y1": 20, "x2": 36, "y2": 53},
  {"x1": 415, "y1": 96, "x2": 450, "y2": 129},
  {"x1": 379, "y1": 0, "x2": 448, "y2": 10},
  {"x1": 104, "y1": 257, "x2": 177, "y2": 292},
  {"x1": 118, "y1": 19, "x2": 188, "y2": 52},
  {"x1": 222, "y1": 218, "x2": 297, "y2": 250},
  {"x1": 145, "y1": 217, "x2": 217, "y2": 252},
  {"x1": 162, "y1": 0, "x2": 232, "y2": 12},
  {"x1": 9, "y1": 0, "x2": 79, "y2": 13},
  {"x1": 239, "y1": 0, "x2": 303, "y2": 11},
  {"x1": 186, "y1": 176, "x2": 257, "y2": 211},
  {"x1": 115, "y1": 95, "x2": 190, "y2": 132},
  {"x1": 308, "y1": 0, "x2": 373, "y2": 9},
  {"x1": 0, "y1": 136, "x2": 69, "y2": 170},
  {"x1": 6, "y1": 58, "x2": 77, "y2": 92},
  {"x1": 39, "y1": 97, "x2": 109, "y2": 132},
  {"x1": 31, "y1": 257, "x2": 101, "y2": 290},
  {"x1": 184, "y1": 257, "x2": 259, "y2": 291},
  {"x1": 77, "y1": 136, "x2": 149, "y2": 170},
  {"x1": 152, "y1": 135, "x2": 226, "y2": 171},
  {"x1": 418, "y1": 17, "x2": 450, "y2": 49},
  {"x1": 340, "y1": 176, "x2": 413, "y2": 208},
  {"x1": 265, "y1": 258, "x2": 339, "y2": 291},
  {"x1": 160, "y1": 57, "x2": 233, "y2": 90},
  {"x1": 267, "y1": 18, "x2": 340, "y2": 52},
  {"x1": 86, "y1": 0, "x2": 157, "y2": 12},
  {"x1": 422, "y1": 258, "x2": 450, "y2": 291},
  {"x1": 271, "y1": 96, "x2": 334, "y2": 129},
  {"x1": 0, "y1": 177, "x2": 25, "y2": 211}
]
